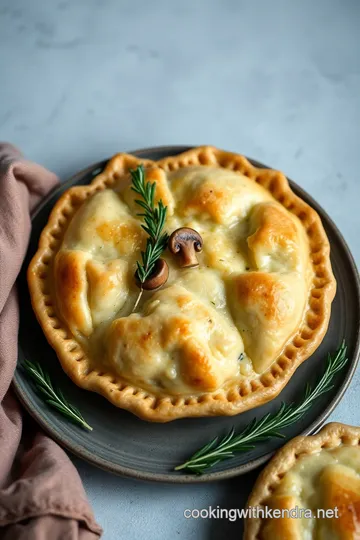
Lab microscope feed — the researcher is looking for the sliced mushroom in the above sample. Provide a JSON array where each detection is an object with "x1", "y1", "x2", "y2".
[
  {"x1": 135, "y1": 258, "x2": 169, "y2": 290},
  {"x1": 168, "y1": 227, "x2": 203, "y2": 268}
]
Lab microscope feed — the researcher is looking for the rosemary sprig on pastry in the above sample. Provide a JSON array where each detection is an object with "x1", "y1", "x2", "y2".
[
  {"x1": 22, "y1": 359, "x2": 93, "y2": 431},
  {"x1": 175, "y1": 341, "x2": 348, "y2": 474},
  {"x1": 130, "y1": 165, "x2": 169, "y2": 310}
]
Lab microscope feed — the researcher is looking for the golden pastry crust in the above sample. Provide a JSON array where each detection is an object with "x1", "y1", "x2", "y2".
[
  {"x1": 27, "y1": 146, "x2": 336, "y2": 422},
  {"x1": 244, "y1": 423, "x2": 360, "y2": 540}
]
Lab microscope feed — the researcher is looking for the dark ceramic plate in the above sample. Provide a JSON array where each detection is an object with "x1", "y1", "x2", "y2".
[{"x1": 14, "y1": 146, "x2": 360, "y2": 483}]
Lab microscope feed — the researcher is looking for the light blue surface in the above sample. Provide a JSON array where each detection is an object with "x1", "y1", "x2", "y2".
[{"x1": 1, "y1": 0, "x2": 359, "y2": 538}]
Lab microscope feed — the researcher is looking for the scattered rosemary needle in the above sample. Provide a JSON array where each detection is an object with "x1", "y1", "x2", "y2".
[
  {"x1": 175, "y1": 341, "x2": 348, "y2": 474},
  {"x1": 130, "y1": 165, "x2": 169, "y2": 311},
  {"x1": 22, "y1": 359, "x2": 93, "y2": 431}
]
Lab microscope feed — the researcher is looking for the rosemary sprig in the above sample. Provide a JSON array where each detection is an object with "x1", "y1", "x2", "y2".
[
  {"x1": 175, "y1": 341, "x2": 348, "y2": 474},
  {"x1": 130, "y1": 165, "x2": 169, "y2": 310},
  {"x1": 22, "y1": 359, "x2": 93, "y2": 431}
]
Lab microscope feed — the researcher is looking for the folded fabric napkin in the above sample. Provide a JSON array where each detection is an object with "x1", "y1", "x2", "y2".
[{"x1": 0, "y1": 143, "x2": 102, "y2": 539}]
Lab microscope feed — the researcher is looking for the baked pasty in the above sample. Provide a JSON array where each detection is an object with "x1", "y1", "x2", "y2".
[
  {"x1": 28, "y1": 146, "x2": 336, "y2": 421},
  {"x1": 244, "y1": 423, "x2": 360, "y2": 540}
]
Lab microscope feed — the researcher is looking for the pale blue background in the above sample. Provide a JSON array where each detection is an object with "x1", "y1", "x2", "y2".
[{"x1": 1, "y1": 0, "x2": 359, "y2": 538}]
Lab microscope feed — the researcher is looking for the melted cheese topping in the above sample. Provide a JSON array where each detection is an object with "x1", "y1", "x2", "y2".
[
  {"x1": 261, "y1": 446, "x2": 360, "y2": 540},
  {"x1": 228, "y1": 272, "x2": 307, "y2": 374},
  {"x1": 107, "y1": 284, "x2": 242, "y2": 394},
  {"x1": 54, "y1": 165, "x2": 312, "y2": 394}
]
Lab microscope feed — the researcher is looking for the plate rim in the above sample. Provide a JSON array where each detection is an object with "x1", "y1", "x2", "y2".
[{"x1": 14, "y1": 145, "x2": 360, "y2": 483}]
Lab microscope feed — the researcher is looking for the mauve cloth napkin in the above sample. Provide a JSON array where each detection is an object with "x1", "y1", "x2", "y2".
[{"x1": 0, "y1": 143, "x2": 103, "y2": 539}]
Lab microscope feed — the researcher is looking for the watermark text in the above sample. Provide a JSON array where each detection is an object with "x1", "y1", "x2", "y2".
[{"x1": 183, "y1": 505, "x2": 338, "y2": 522}]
